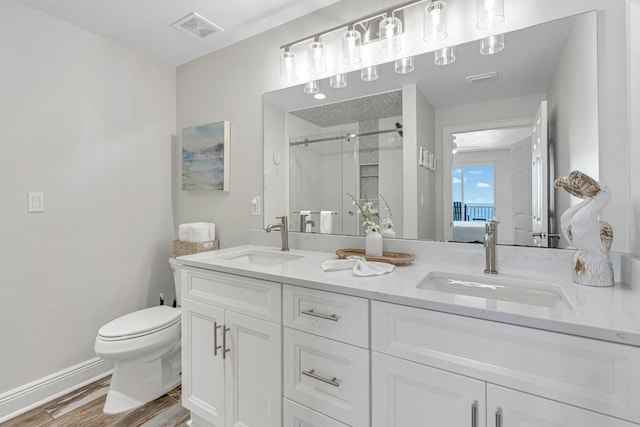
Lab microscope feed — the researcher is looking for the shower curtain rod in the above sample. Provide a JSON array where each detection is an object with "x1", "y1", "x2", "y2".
[{"x1": 289, "y1": 126, "x2": 403, "y2": 147}]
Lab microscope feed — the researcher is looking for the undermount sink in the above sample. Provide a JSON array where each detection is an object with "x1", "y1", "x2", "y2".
[
  {"x1": 219, "y1": 249, "x2": 303, "y2": 266},
  {"x1": 416, "y1": 271, "x2": 573, "y2": 310}
]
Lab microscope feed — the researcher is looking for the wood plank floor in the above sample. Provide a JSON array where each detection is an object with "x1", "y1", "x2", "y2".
[{"x1": 0, "y1": 376, "x2": 190, "y2": 427}]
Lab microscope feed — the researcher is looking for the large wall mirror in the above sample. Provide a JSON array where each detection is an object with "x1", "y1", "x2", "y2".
[{"x1": 263, "y1": 11, "x2": 599, "y2": 248}]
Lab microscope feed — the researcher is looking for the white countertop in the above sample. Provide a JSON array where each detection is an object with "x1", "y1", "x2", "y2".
[{"x1": 175, "y1": 244, "x2": 640, "y2": 347}]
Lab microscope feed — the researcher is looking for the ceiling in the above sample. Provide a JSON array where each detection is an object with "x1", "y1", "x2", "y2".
[{"x1": 17, "y1": 0, "x2": 341, "y2": 66}]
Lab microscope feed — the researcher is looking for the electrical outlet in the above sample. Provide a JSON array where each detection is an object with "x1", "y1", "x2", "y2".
[
  {"x1": 250, "y1": 196, "x2": 261, "y2": 215},
  {"x1": 28, "y1": 192, "x2": 44, "y2": 213}
]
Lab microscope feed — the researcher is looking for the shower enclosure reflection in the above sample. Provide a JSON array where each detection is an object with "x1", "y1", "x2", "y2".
[{"x1": 288, "y1": 106, "x2": 405, "y2": 237}]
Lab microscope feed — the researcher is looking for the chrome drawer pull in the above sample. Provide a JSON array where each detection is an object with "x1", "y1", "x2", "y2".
[
  {"x1": 214, "y1": 322, "x2": 222, "y2": 356},
  {"x1": 222, "y1": 326, "x2": 231, "y2": 359},
  {"x1": 471, "y1": 401, "x2": 478, "y2": 427},
  {"x1": 300, "y1": 309, "x2": 339, "y2": 321},
  {"x1": 301, "y1": 369, "x2": 340, "y2": 387}
]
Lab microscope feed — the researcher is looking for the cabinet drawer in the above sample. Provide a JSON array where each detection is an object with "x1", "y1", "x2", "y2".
[
  {"x1": 284, "y1": 398, "x2": 349, "y2": 427},
  {"x1": 180, "y1": 266, "x2": 281, "y2": 323},
  {"x1": 372, "y1": 300, "x2": 640, "y2": 424},
  {"x1": 283, "y1": 284, "x2": 369, "y2": 348},
  {"x1": 284, "y1": 328, "x2": 370, "y2": 426}
]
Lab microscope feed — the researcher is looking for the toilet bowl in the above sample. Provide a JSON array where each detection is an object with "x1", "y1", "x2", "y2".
[{"x1": 94, "y1": 258, "x2": 182, "y2": 414}]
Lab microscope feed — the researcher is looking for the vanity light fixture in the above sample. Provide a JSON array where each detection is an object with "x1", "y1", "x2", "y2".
[
  {"x1": 330, "y1": 73, "x2": 348, "y2": 88},
  {"x1": 342, "y1": 26, "x2": 362, "y2": 65},
  {"x1": 424, "y1": 0, "x2": 447, "y2": 44},
  {"x1": 434, "y1": 46, "x2": 455, "y2": 65},
  {"x1": 476, "y1": 0, "x2": 505, "y2": 30},
  {"x1": 379, "y1": 12, "x2": 403, "y2": 55},
  {"x1": 361, "y1": 65, "x2": 379, "y2": 81},
  {"x1": 395, "y1": 57, "x2": 415, "y2": 74},
  {"x1": 480, "y1": 33, "x2": 505, "y2": 54},
  {"x1": 279, "y1": 47, "x2": 297, "y2": 82},
  {"x1": 308, "y1": 37, "x2": 327, "y2": 75},
  {"x1": 303, "y1": 80, "x2": 319, "y2": 95}
]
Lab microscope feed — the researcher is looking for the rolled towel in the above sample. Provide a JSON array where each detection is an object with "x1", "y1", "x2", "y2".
[
  {"x1": 178, "y1": 224, "x2": 190, "y2": 241},
  {"x1": 321, "y1": 256, "x2": 395, "y2": 277},
  {"x1": 320, "y1": 211, "x2": 333, "y2": 234},
  {"x1": 188, "y1": 222, "x2": 215, "y2": 243}
]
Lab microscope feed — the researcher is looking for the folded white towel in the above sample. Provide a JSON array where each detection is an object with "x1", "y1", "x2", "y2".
[
  {"x1": 320, "y1": 211, "x2": 333, "y2": 234},
  {"x1": 321, "y1": 256, "x2": 395, "y2": 277},
  {"x1": 188, "y1": 222, "x2": 215, "y2": 243},
  {"x1": 300, "y1": 210, "x2": 312, "y2": 232},
  {"x1": 178, "y1": 224, "x2": 190, "y2": 241}
]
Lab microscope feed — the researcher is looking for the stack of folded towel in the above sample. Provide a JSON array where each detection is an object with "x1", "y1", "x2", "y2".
[
  {"x1": 178, "y1": 222, "x2": 216, "y2": 247},
  {"x1": 321, "y1": 256, "x2": 395, "y2": 277}
]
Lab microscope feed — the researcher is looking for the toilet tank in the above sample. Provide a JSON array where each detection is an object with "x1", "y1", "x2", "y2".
[{"x1": 168, "y1": 258, "x2": 182, "y2": 306}]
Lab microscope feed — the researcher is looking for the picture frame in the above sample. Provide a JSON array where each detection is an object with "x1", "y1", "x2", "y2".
[{"x1": 181, "y1": 120, "x2": 230, "y2": 191}]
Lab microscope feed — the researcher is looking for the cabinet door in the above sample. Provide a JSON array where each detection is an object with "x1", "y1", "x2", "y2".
[
  {"x1": 181, "y1": 299, "x2": 226, "y2": 426},
  {"x1": 487, "y1": 385, "x2": 638, "y2": 427},
  {"x1": 372, "y1": 352, "x2": 486, "y2": 427},
  {"x1": 224, "y1": 310, "x2": 282, "y2": 427}
]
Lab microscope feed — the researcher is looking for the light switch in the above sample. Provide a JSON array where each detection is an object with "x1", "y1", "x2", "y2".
[
  {"x1": 28, "y1": 192, "x2": 44, "y2": 213},
  {"x1": 250, "y1": 196, "x2": 261, "y2": 215}
]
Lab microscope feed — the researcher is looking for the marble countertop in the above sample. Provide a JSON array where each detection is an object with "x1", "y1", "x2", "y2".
[{"x1": 175, "y1": 244, "x2": 640, "y2": 347}]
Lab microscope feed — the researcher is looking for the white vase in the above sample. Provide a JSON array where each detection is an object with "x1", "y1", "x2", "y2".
[
  {"x1": 365, "y1": 230, "x2": 383, "y2": 257},
  {"x1": 380, "y1": 228, "x2": 396, "y2": 238}
]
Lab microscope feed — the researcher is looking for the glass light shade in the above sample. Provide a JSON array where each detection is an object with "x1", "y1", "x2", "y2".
[
  {"x1": 330, "y1": 73, "x2": 347, "y2": 89},
  {"x1": 308, "y1": 39, "x2": 327, "y2": 75},
  {"x1": 303, "y1": 80, "x2": 319, "y2": 95},
  {"x1": 342, "y1": 28, "x2": 362, "y2": 65},
  {"x1": 395, "y1": 57, "x2": 414, "y2": 74},
  {"x1": 279, "y1": 49, "x2": 297, "y2": 82},
  {"x1": 434, "y1": 47, "x2": 455, "y2": 65},
  {"x1": 476, "y1": 0, "x2": 505, "y2": 30},
  {"x1": 378, "y1": 15, "x2": 402, "y2": 55},
  {"x1": 361, "y1": 66, "x2": 379, "y2": 82},
  {"x1": 480, "y1": 34, "x2": 505, "y2": 55},
  {"x1": 423, "y1": 1, "x2": 447, "y2": 44}
]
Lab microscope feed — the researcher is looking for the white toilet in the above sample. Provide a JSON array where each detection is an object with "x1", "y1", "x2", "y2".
[{"x1": 94, "y1": 258, "x2": 182, "y2": 414}]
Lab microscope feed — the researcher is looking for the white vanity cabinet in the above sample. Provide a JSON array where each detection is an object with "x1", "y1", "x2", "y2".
[
  {"x1": 179, "y1": 266, "x2": 282, "y2": 427},
  {"x1": 282, "y1": 285, "x2": 370, "y2": 427},
  {"x1": 372, "y1": 301, "x2": 640, "y2": 427}
]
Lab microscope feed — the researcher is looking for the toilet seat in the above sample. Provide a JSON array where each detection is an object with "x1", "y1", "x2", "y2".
[{"x1": 98, "y1": 306, "x2": 180, "y2": 341}]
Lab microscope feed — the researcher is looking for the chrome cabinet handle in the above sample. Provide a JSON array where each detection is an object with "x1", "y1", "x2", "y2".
[
  {"x1": 301, "y1": 369, "x2": 340, "y2": 387},
  {"x1": 222, "y1": 326, "x2": 231, "y2": 359},
  {"x1": 214, "y1": 322, "x2": 222, "y2": 356},
  {"x1": 300, "y1": 309, "x2": 339, "y2": 321},
  {"x1": 495, "y1": 408, "x2": 502, "y2": 427},
  {"x1": 471, "y1": 401, "x2": 478, "y2": 427}
]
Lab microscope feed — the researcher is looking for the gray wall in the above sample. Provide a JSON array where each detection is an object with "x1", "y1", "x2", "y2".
[{"x1": 0, "y1": 0, "x2": 176, "y2": 406}]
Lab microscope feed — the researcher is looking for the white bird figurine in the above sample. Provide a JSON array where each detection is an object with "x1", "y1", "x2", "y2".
[{"x1": 554, "y1": 171, "x2": 614, "y2": 287}]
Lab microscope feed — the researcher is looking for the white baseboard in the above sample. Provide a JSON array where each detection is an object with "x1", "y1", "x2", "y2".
[{"x1": 0, "y1": 357, "x2": 113, "y2": 423}]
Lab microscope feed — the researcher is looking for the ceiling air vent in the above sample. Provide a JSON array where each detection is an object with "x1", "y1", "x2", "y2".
[
  {"x1": 465, "y1": 72, "x2": 498, "y2": 84},
  {"x1": 171, "y1": 12, "x2": 223, "y2": 40}
]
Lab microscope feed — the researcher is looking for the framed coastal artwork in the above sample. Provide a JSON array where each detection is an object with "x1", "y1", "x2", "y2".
[{"x1": 182, "y1": 121, "x2": 230, "y2": 191}]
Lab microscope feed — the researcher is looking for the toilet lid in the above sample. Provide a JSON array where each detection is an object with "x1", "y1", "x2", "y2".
[{"x1": 98, "y1": 305, "x2": 180, "y2": 341}]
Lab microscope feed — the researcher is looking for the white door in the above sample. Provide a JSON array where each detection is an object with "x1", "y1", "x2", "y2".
[
  {"x1": 511, "y1": 138, "x2": 533, "y2": 246},
  {"x1": 531, "y1": 100, "x2": 548, "y2": 247},
  {"x1": 487, "y1": 384, "x2": 638, "y2": 427},
  {"x1": 181, "y1": 299, "x2": 226, "y2": 426},
  {"x1": 372, "y1": 352, "x2": 486, "y2": 427},
  {"x1": 225, "y1": 310, "x2": 282, "y2": 427}
]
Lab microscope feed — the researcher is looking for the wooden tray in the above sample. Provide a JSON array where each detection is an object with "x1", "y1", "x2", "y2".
[{"x1": 335, "y1": 249, "x2": 414, "y2": 266}]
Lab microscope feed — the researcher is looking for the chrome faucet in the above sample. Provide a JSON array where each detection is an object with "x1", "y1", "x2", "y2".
[
  {"x1": 484, "y1": 220, "x2": 498, "y2": 274},
  {"x1": 266, "y1": 215, "x2": 289, "y2": 251}
]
